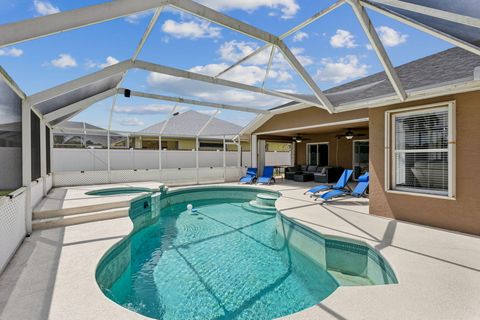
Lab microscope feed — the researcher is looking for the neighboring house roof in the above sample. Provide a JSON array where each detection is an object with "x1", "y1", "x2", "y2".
[
  {"x1": 56, "y1": 121, "x2": 107, "y2": 131},
  {"x1": 139, "y1": 110, "x2": 243, "y2": 137},
  {"x1": 271, "y1": 47, "x2": 480, "y2": 110}
]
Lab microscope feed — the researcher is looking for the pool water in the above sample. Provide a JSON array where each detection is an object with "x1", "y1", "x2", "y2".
[
  {"x1": 104, "y1": 199, "x2": 338, "y2": 320},
  {"x1": 86, "y1": 187, "x2": 153, "y2": 196}
]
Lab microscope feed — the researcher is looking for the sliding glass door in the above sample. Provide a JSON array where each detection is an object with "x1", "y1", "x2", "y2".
[
  {"x1": 353, "y1": 140, "x2": 369, "y2": 180},
  {"x1": 307, "y1": 143, "x2": 328, "y2": 166}
]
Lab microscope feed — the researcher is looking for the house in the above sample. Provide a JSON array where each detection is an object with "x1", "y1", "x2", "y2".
[
  {"x1": 247, "y1": 47, "x2": 480, "y2": 235},
  {"x1": 130, "y1": 110, "x2": 250, "y2": 151}
]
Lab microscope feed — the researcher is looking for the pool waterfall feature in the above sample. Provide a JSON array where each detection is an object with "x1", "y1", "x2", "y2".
[{"x1": 96, "y1": 186, "x2": 397, "y2": 319}]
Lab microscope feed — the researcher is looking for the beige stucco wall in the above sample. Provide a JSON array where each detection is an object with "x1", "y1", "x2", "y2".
[
  {"x1": 369, "y1": 91, "x2": 480, "y2": 235},
  {"x1": 255, "y1": 107, "x2": 369, "y2": 133}
]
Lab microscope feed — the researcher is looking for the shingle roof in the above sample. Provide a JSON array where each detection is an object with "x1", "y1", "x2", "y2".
[
  {"x1": 58, "y1": 121, "x2": 107, "y2": 131},
  {"x1": 140, "y1": 110, "x2": 243, "y2": 137},
  {"x1": 271, "y1": 47, "x2": 480, "y2": 110}
]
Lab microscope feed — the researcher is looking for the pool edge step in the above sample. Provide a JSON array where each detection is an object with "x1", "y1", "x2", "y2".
[
  {"x1": 32, "y1": 207, "x2": 130, "y2": 230},
  {"x1": 33, "y1": 200, "x2": 131, "y2": 219}
]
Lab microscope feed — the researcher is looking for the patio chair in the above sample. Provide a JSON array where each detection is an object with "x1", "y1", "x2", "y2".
[
  {"x1": 239, "y1": 167, "x2": 257, "y2": 184},
  {"x1": 304, "y1": 169, "x2": 353, "y2": 196},
  {"x1": 256, "y1": 166, "x2": 275, "y2": 185},
  {"x1": 320, "y1": 172, "x2": 369, "y2": 203}
]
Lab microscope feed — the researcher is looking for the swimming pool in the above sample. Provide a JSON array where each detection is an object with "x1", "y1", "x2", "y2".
[
  {"x1": 96, "y1": 186, "x2": 396, "y2": 320},
  {"x1": 85, "y1": 187, "x2": 154, "y2": 196}
]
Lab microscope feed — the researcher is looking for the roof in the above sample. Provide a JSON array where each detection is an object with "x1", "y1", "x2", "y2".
[
  {"x1": 271, "y1": 47, "x2": 480, "y2": 110},
  {"x1": 139, "y1": 110, "x2": 243, "y2": 137},
  {"x1": 56, "y1": 121, "x2": 107, "y2": 131}
]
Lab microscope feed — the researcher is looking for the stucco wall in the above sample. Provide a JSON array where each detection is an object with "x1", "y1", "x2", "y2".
[
  {"x1": 369, "y1": 92, "x2": 480, "y2": 235},
  {"x1": 255, "y1": 107, "x2": 369, "y2": 133}
]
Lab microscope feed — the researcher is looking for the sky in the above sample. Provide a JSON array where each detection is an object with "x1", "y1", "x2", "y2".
[{"x1": 0, "y1": 0, "x2": 452, "y2": 132}]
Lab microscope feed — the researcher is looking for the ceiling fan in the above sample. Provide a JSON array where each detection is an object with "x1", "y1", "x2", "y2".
[
  {"x1": 292, "y1": 134, "x2": 311, "y2": 143},
  {"x1": 335, "y1": 128, "x2": 367, "y2": 140}
]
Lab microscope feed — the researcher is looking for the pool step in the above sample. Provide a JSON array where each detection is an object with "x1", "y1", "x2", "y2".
[
  {"x1": 255, "y1": 193, "x2": 278, "y2": 207},
  {"x1": 32, "y1": 207, "x2": 130, "y2": 230},
  {"x1": 241, "y1": 202, "x2": 276, "y2": 215},
  {"x1": 33, "y1": 199, "x2": 131, "y2": 219}
]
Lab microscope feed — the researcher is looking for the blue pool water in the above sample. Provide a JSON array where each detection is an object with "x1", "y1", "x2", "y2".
[
  {"x1": 97, "y1": 187, "x2": 396, "y2": 320},
  {"x1": 86, "y1": 187, "x2": 153, "y2": 196}
]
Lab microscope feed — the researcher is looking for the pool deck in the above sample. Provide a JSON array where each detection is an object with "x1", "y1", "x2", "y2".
[{"x1": 1, "y1": 181, "x2": 479, "y2": 320}]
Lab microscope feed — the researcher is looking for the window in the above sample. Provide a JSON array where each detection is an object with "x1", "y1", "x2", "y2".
[
  {"x1": 199, "y1": 142, "x2": 224, "y2": 151},
  {"x1": 386, "y1": 102, "x2": 455, "y2": 198},
  {"x1": 307, "y1": 143, "x2": 328, "y2": 166}
]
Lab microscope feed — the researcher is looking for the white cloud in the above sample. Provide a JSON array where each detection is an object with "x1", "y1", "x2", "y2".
[
  {"x1": 291, "y1": 47, "x2": 313, "y2": 66},
  {"x1": 366, "y1": 44, "x2": 373, "y2": 51},
  {"x1": 124, "y1": 11, "x2": 152, "y2": 24},
  {"x1": 330, "y1": 29, "x2": 357, "y2": 48},
  {"x1": 315, "y1": 55, "x2": 369, "y2": 84},
  {"x1": 99, "y1": 56, "x2": 119, "y2": 68},
  {"x1": 0, "y1": 47, "x2": 23, "y2": 57},
  {"x1": 115, "y1": 104, "x2": 188, "y2": 115},
  {"x1": 292, "y1": 31, "x2": 308, "y2": 42},
  {"x1": 33, "y1": 0, "x2": 60, "y2": 15},
  {"x1": 217, "y1": 40, "x2": 312, "y2": 69},
  {"x1": 161, "y1": 19, "x2": 221, "y2": 39},
  {"x1": 119, "y1": 117, "x2": 144, "y2": 127},
  {"x1": 85, "y1": 56, "x2": 120, "y2": 69},
  {"x1": 50, "y1": 54, "x2": 77, "y2": 68},
  {"x1": 376, "y1": 26, "x2": 407, "y2": 47},
  {"x1": 218, "y1": 40, "x2": 259, "y2": 63},
  {"x1": 190, "y1": 63, "x2": 293, "y2": 86},
  {"x1": 197, "y1": 0, "x2": 300, "y2": 19}
]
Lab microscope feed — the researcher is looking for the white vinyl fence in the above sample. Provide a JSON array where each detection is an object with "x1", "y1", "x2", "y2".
[
  {"x1": 52, "y1": 149, "x2": 291, "y2": 172},
  {"x1": 0, "y1": 190, "x2": 26, "y2": 273},
  {"x1": 51, "y1": 149, "x2": 291, "y2": 187}
]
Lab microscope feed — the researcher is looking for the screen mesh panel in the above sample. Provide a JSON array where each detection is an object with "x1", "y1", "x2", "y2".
[
  {"x1": 33, "y1": 74, "x2": 122, "y2": 116},
  {"x1": 31, "y1": 111, "x2": 41, "y2": 180},
  {"x1": 46, "y1": 126, "x2": 51, "y2": 174},
  {"x1": 0, "y1": 75, "x2": 22, "y2": 190},
  {"x1": 369, "y1": 0, "x2": 480, "y2": 47}
]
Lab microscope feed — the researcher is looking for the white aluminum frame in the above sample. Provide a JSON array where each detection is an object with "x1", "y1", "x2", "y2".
[
  {"x1": 384, "y1": 101, "x2": 456, "y2": 199},
  {"x1": 0, "y1": 0, "x2": 475, "y2": 124},
  {"x1": 348, "y1": 0, "x2": 406, "y2": 101},
  {"x1": 214, "y1": 0, "x2": 345, "y2": 79}
]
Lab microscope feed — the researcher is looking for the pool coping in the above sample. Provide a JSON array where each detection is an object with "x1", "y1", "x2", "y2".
[{"x1": 1, "y1": 181, "x2": 479, "y2": 320}]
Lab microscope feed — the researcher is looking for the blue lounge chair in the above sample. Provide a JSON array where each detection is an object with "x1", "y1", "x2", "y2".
[
  {"x1": 304, "y1": 169, "x2": 353, "y2": 196},
  {"x1": 240, "y1": 168, "x2": 257, "y2": 184},
  {"x1": 256, "y1": 166, "x2": 275, "y2": 185},
  {"x1": 320, "y1": 172, "x2": 369, "y2": 203}
]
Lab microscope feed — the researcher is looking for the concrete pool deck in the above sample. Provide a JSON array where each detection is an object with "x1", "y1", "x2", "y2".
[{"x1": 0, "y1": 181, "x2": 479, "y2": 320}]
